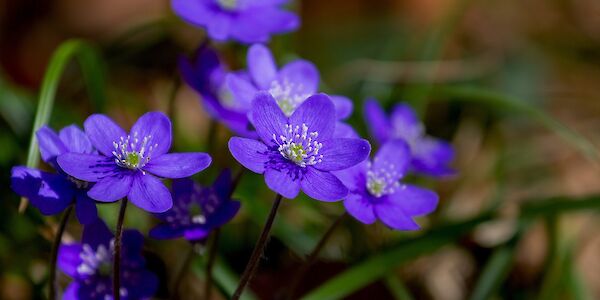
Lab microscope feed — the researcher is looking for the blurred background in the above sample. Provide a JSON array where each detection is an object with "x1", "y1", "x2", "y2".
[{"x1": 1, "y1": 0, "x2": 600, "y2": 299}]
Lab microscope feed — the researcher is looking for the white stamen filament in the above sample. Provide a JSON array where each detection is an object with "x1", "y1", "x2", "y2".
[
  {"x1": 366, "y1": 162, "x2": 401, "y2": 197},
  {"x1": 274, "y1": 123, "x2": 323, "y2": 167},
  {"x1": 268, "y1": 80, "x2": 311, "y2": 116},
  {"x1": 112, "y1": 132, "x2": 158, "y2": 170}
]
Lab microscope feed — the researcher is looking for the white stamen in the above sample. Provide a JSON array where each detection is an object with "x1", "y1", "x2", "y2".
[
  {"x1": 366, "y1": 161, "x2": 401, "y2": 197},
  {"x1": 112, "y1": 132, "x2": 156, "y2": 170},
  {"x1": 268, "y1": 79, "x2": 311, "y2": 116},
  {"x1": 274, "y1": 123, "x2": 323, "y2": 167},
  {"x1": 76, "y1": 242, "x2": 114, "y2": 277}
]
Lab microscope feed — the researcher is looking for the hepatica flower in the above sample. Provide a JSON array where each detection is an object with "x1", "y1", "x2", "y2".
[
  {"x1": 150, "y1": 170, "x2": 240, "y2": 241},
  {"x1": 179, "y1": 45, "x2": 255, "y2": 137},
  {"x1": 172, "y1": 0, "x2": 299, "y2": 43},
  {"x1": 227, "y1": 44, "x2": 354, "y2": 125},
  {"x1": 335, "y1": 140, "x2": 439, "y2": 230},
  {"x1": 58, "y1": 220, "x2": 157, "y2": 299},
  {"x1": 229, "y1": 92, "x2": 370, "y2": 201},
  {"x1": 57, "y1": 112, "x2": 212, "y2": 213},
  {"x1": 11, "y1": 125, "x2": 98, "y2": 224},
  {"x1": 365, "y1": 99, "x2": 455, "y2": 177}
]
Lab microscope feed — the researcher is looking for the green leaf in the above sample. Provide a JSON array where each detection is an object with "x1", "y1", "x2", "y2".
[
  {"x1": 384, "y1": 275, "x2": 415, "y2": 300},
  {"x1": 431, "y1": 86, "x2": 599, "y2": 162},
  {"x1": 302, "y1": 194, "x2": 600, "y2": 299},
  {"x1": 19, "y1": 39, "x2": 106, "y2": 211},
  {"x1": 469, "y1": 247, "x2": 514, "y2": 300},
  {"x1": 566, "y1": 262, "x2": 593, "y2": 300},
  {"x1": 0, "y1": 74, "x2": 33, "y2": 135},
  {"x1": 521, "y1": 195, "x2": 600, "y2": 217},
  {"x1": 301, "y1": 213, "x2": 493, "y2": 300}
]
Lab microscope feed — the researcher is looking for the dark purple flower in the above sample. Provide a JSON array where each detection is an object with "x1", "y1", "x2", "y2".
[
  {"x1": 11, "y1": 125, "x2": 98, "y2": 224},
  {"x1": 179, "y1": 45, "x2": 255, "y2": 137},
  {"x1": 364, "y1": 99, "x2": 455, "y2": 177},
  {"x1": 334, "y1": 140, "x2": 439, "y2": 230},
  {"x1": 57, "y1": 112, "x2": 212, "y2": 213},
  {"x1": 171, "y1": 0, "x2": 299, "y2": 44},
  {"x1": 227, "y1": 44, "x2": 354, "y2": 123},
  {"x1": 149, "y1": 170, "x2": 240, "y2": 241},
  {"x1": 228, "y1": 92, "x2": 370, "y2": 201},
  {"x1": 58, "y1": 220, "x2": 158, "y2": 300}
]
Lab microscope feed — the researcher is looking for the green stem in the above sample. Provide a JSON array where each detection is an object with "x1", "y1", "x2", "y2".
[
  {"x1": 113, "y1": 199, "x2": 128, "y2": 300},
  {"x1": 232, "y1": 194, "x2": 283, "y2": 299},
  {"x1": 172, "y1": 245, "x2": 196, "y2": 299},
  {"x1": 49, "y1": 205, "x2": 74, "y2": 300},
  {"x1": 205, "y1": 229, "x2": 221, "y2": 300},
  {"x1": 285, "y1": 212, "x2": 346, "y2": 299}
]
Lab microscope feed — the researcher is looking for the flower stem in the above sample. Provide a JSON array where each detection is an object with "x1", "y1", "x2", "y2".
[
  {"x1": 49, "y1": 204, "x2": 73, "y2": 300},
  {"x1": 230, "y1": 168, "x2": 245, "y2": 197},
  {"x1": 285, "y1": 212, "x2": 347, "y2": 299},
  {"x1": 204, "y1": 228, "x2": 220, "y2": 300},
  {"x1": 232, "y1": 194, "x2": 283, "y2": 299},
  {"x1": 172, "y1": 245, "x2": 196, "y2": 300},
  {"x1": 113, "y1": 199, "x2": 128, "y2": 300}
]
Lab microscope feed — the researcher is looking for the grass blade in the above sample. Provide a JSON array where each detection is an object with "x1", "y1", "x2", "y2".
[
  {"x1": 302, "y1": 194, "x2": 600, "y2": 299},
  {"x1": 432, "y1": 86, "x2": 599, "y2": 162},
  {"x1": 19, "y1": 39, "x2": 106, "y2": 212},
  {"x1": 301, "y1": 213, "x2": 493, "y2": 300},
  {"x1": 384, "y1": 275, "x2": 415, "y2": 300},
  {"x1": 469, "y1": 247, "x2": 514, "y2": 300}
]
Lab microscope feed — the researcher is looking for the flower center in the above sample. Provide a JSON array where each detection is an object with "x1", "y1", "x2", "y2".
[
  {"x1": 268, "y1": 80, "x2": 311, "y2": 117},
  {"x1": 217, "y1": 0, "x2": 237, "y2": 10},
  {"x1": 189, "y1": 203, "x2": 207, "y2": 224},
  {"x1": 112, "y1": 133, "x2": 157, "y2": 170},
  {"x1": 77, "y1": 242, "x2": 113, "y2": 277},
  {"x1": 366, "y1": 162, "x2": 400, "y2": 197},
  {"x1": 273, "y1": 123, "x2": 323, "y2": 167},
  {"x1": 393, "y1": 121, "x2": 424, "y2": 149}
]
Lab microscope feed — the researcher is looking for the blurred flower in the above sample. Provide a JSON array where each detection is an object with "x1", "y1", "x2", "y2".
[
  {"x1": 364, "y1": 99, "x2": 455, "y2": 177},
  {"x1": 335, "y1": 140, "x2": 439, "y2": 230},
  {"x1": 227, "y1": 44, "x2": 355, "y2": 137},
  {"x1": 150, "y1": 170, "x2": 240, "y2": 242},
  {"x1": 179, "y1": 45, "x2": 256, "y2": 137},
  {"x1": 57, "y1": 112, "x2": 212, "y2": 213},
  {"x1": 228, "y1": 92, "x2": 370, "y2": 201},
  {"x1": 11, "y1": 125, "x2": 98, "y2": 224},
  {"x1": 58, "y1": 220, "x2": 157, "y2": 300},
  {"x1": 171, "y1": 0, "x2": 299, "y2": 43}
]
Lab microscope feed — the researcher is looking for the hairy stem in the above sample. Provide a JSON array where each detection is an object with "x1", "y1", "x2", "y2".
[
  {"x1": 49, "y1": 204, "x2": 74, "y2": 300},
  {"x1": 113, "y1": 199, "x2": 128, "y2": 300},
  {"x1": 286, "y1": 212, "x2": 347, "y2": 299},
  {"x1": 204, "y1": 228, "x2": 220, "y2": 300},
  {"x1": 232, "y1": 194, "x2": 283, "y2": 299},
  {"x1": 172, "y1": 246, "x2": 196, "y2": 300}
]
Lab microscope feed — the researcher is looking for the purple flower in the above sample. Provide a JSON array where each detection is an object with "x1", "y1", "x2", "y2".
[
  {"x1": 11, "y1": 125, "x2": 98, "y2": 224},
  {"x1": 334, "y1": 140, "x2": 439, "y2": 230},
  {"x1": 179, "y1": 45, "x2": 255, "y2": 137},
  {"x1": 227, "y1": 44, "x2": 354, "y2": 126},
  {"x1": 58, "y1": 220, "x2": 158, "y2": 300},
  {"x1": 150, "y1": 170, "x2": 240, "y2": 241},
  {"x1": 57, "y1": 112, "x2": 212, "y2": 213},
  {"x1": 171, "y1": 0, "x2": 299, "y2": 44},
  {"x1": 364, "y1": 99, "x2": 455, "y2": 177},
  {"x1": 228, "y1": 92, "x2": 370, "y2": 201}
]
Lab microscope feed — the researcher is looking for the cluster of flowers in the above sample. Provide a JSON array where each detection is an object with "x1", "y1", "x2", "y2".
[{"x1": 10, "y1": 0, "x2": 454, "y2": 299}]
